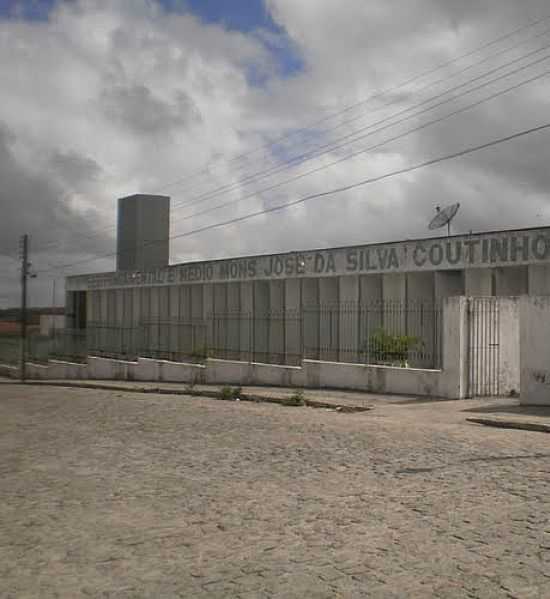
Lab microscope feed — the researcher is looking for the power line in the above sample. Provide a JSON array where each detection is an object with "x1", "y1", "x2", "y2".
[
  {"x1": 168, "y1": 59, "x2": 550, "y2": 227},
  {"x1": 164, "y1": 23, "x2": 550, "y2": 209},
  {"x1": 32, "y1": 61, "x2": 550, "y2": 275},
  {"x1": 31, "y1": 35, "x2": 550, "y2": 259},
  {"x1": 27, "y1": 15, "x2": 550, "y2": 251},
  {"x1": 153, "y1": 13, "x2": 550, "y2": 194},
  {"x1": 36, "y1": 121, "x2": 550, "y2": 275}
]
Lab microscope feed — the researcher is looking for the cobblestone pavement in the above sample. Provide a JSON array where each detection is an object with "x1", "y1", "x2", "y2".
[{"x1": 0, "y1": 385, "x2": 549, "y2": 598}]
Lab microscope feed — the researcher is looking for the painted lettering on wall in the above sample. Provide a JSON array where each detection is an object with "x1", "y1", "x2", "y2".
[{"x1": 75, "y1": 228, "x2": 550, "y2": 290}]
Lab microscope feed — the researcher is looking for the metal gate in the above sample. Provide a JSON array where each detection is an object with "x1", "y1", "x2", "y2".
[{"x1": 466, "y1": 297, "x2": 500, "y2": 397}]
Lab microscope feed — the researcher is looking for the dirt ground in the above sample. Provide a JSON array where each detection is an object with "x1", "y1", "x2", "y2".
[{"x1": 0, "y1": 384, "x2": 549, "y2": 598}]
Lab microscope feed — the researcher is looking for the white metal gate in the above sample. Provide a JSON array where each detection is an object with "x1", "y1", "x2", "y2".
[{"x1": 466, "y1": 297, "x2": 500, "y2": 397}]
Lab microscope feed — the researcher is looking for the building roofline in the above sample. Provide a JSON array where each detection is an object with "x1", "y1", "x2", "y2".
[{"x1": 66, "y1": 222, "x2": 550, "y2": 280}]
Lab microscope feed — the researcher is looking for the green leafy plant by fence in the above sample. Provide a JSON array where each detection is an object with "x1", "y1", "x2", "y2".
[{"x1": 365, "y1": 329, "x2": 421, "y2": 367}]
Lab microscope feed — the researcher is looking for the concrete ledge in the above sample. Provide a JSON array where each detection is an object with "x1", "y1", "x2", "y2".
[
  {"x1": 2, "y1": 379, "x2": 371, "y2": 412},
  {"x1": 3, "y1": 353, "x2": 458, "y2": 398},
  {"x1": 302, "y1": 359, "x2": 442, "y2": 397},
  {"x1": 0, "y1": 363, "x2": 19, "y2": 378},
  {"x1": 88, "y1": 356, "x2": 136, "y2": 380},
  {"x1": 467, "y1": 417, "x2": 550, "y2": 433}
]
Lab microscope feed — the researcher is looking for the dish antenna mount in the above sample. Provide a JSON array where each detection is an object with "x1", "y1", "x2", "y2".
[{"x1": 428, "y1": 202, "x2": 460, "y2": 236}]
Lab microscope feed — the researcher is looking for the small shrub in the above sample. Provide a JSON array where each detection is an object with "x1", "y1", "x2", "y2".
[
  {"x1": 219, "y1": 386, "x2": 241, "y2": 401},
  {"x1": 288, "y1": 389, "x2": 305, "y2": 406},
  {"x1": 366, "y1": 329, "x2": 421, "y2": 367},
  {"x1": 190, "y1": 346, "x2": 210, "y2": 362}
]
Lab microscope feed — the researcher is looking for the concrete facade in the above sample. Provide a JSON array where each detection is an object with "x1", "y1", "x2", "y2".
[
  {"x1": 520, "y1": 296, "x2": 550, "y2": 405},
  {"x1": 1, "y1": 298, "x2": 475, "y2": 399},
  {"x1": 116, "y1": 194, "x2": 170, "y2": 272},
  {"x1": 63, "y1": 209, "x2": 550, "y2": 396}
]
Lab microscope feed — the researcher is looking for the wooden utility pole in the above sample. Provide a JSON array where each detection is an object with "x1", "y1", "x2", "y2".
[{"x1": 19, "y1": 234, "x2": 28, "y2": 382}]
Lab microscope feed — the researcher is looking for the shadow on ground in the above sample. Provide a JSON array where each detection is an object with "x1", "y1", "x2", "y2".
[{"x1": 462, "y1": 400, "x2": 550, "y2": 418}]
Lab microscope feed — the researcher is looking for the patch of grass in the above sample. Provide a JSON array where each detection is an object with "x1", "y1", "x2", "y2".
[
  {"x1": 184, "y1": 380, "x2": 196, "y2": 395},
  {"x1": 219, "y1": 386, "x2": 241, "y2": 401},
  {"x1": 287, "y1": 389, "x2": 305, "y2": 406}
]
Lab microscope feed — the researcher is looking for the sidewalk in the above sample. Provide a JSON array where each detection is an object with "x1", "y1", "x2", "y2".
[
  {"x1": 0, "y1": 377, "x2": 375, "y2": 412},
  {"x1": 2, "y1": 376, "x2": 549, "y2": 431}
]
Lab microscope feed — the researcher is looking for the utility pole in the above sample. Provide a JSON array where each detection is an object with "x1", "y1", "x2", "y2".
[{"x1": 19, "y1": 234, "x2": 28, "y2": 382}]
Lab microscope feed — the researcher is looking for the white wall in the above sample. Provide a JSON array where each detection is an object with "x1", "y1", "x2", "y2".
[
  {"x1": 520, "y1": 296, "x2": 550, "y2": 405},
  {"x1": 8, "y1": 297, "x2": 468, "y2": 399},
  {"x1": 498, "y1": 298, "x2": 520, "y2": 396}
]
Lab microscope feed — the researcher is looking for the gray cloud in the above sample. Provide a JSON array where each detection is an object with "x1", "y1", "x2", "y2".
[
  {"x1": 101, "y1": 83, "x2": 202, "y2": 135},
  {"x1": 1, "y1": 0, "x2": 550, "y2": 306}
]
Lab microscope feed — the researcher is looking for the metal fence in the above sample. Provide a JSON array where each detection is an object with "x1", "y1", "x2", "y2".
[
  {"x1": 209, "y1": 300, "x2": 442, "y2": 368},
  {"x1": 1, "y1": 300, "x2": 442, "y2": 369}
]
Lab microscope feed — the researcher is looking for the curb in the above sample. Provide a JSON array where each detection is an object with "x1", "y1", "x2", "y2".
[
  {"x1": 466, "y1": 417, "x2": 550, "y2": 433},
  {"x1": 2, "y1": 380, "x2": 371, "y2": 413}
]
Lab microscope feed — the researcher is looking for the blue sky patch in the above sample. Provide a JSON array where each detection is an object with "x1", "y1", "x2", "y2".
[
  {"x1": 0, "y1": 0, "x2": 304, "y2": 80},
  {"x1": 158, "y1": 0, "x2": 304, "y2": 80},
  {"x1": 0, "y1": 0, "x2": 57, "y2": 21}
]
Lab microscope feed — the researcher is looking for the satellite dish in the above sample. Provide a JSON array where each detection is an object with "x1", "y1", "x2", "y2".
[{"x1": 428, "y1": 202, "x2": 460, "y2": 236}]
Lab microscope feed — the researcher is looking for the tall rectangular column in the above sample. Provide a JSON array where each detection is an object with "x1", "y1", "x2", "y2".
[
  {"x1": 284, "y1": 279, "x2": 301, "y2": 365},
  {"x1": 227, "y1": 283, "x2": 241, "y2": 360},
  {"x1": 339, "y1": 276, "x2": 359, "y2": 363},
  {"x1": 240, "y1": 282, "x2": 253, "y2": 361},
  {"x1": 269, "y1": 280, "x2": 285, "y2": 364},
  {"x1": 520, "y1": 296, "x2": 550, "y2": 405},
  {"x1": 382, "y1": 273, "x2": 406, "y2": 335},
  {"x1": 407, "y1": 272, "x2": 435, "y2": 368},
  {"x1": 253, "y1": 281, "x2": 270, "y2": 363},
  {"x1": 302, "y1": 278, "x2": 319, "y2": 359},
  {"x1": 319, "y1": 278, "x2": 339, "y2": 361}
]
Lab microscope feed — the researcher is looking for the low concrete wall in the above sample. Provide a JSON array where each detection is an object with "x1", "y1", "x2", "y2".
[
  {"x1": 498, "y1": 297, "x2": 520, "y2": 396},
  {"x1": 0, "y1": 297, "x2": 467, "y2": 398},
  {"x1": 520, "y1": 296, "x2": 550, "y2": 405},
  {"x1": 303, "y1": 359, "x2": 442, "y2": 396},
  {"x1": 3, "y1": 355, "x2": 457, "y2": 398}
]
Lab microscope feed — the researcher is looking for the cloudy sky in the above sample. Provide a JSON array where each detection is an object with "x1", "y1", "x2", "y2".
[{"x1": 1, "y1": 0, "x2": 550, "y2": 307}]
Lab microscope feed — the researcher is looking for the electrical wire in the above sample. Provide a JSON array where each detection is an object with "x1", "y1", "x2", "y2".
[
  {"x1": 27, "y1": 17, "x2": 550, "y2": 255},
  {"x1": 168, "y1": 60, "x2": 550, "y2": 227},
  {"x1": 153, "y1": 13, "x2": 550, "y2": 194},
  {"x1": 35, "y1": 121, "x2": 550, "y2": 275}
]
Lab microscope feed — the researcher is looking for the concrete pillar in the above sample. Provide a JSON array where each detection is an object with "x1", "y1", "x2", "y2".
[
  {"x1": 227, "y1": 283, "x2": 241, "y2": 360},
  {"x1": 302, "y1": 278, "x2": 319, "y2": 359},
  {"x1": 168, "y1": 286, "x2": 180, "y2": 356},
  {"x1": 319, "y1": 278, "x2": 339, "y2": 361},
  {"x1": 149, "y1": 287, "x2": 160, "y2": 356},
  {"x1": 528, "y1": 264, "x2": 550, "y2": 295},
  {"x1": 240, "y1": 282, "x2": 253, "y2": 361},
  {"x1": 284, "y1": 279, "x2": 301, "y2": 365},
  {"x1": 269, "y1": 280, "x2": 285, "y2": 364},
  {"x1": 339, "y1": 276, "x2": 359, "y2": 363},
  {"x1": 203, "y1": 284, "x2": 214, "y2": 355},
  {"x1": 139, "y1": 288, "x2": 151, "y2": 356},
  {"x1": 253, "y1": 281, "x2": 270, "y2": 363},
  {"x1": 520, "y1": 296, "x2": 550, "y2": 405},
  {"x1": 435, "y1": 271, "x2": 464, "y2": 300},
  {"x1": 212, "y1": 283, "x2": 228, "y2": 358},
  {"x1": 358, "y1": 275, "x2": 382, "y2": 361},
  {"x1": 191, "y1": 283, "x2": 208, "y2": 356},
  {"x1": 465, "y1": 268, "x2": 492, "y2": 296},
  {"x1": 382, "y1": 273, "x2": 406, "y2": 335},
  {"x1": 407, "y1": 272, "x2": 436, "y2": 368},
  {"x1": 498, "y1": 298, "x2": 520, "y2": 397},
  {"x1": 495, "y1": 266, "x2": 528, "y2": 296},
  {"x1": 441, "y1": 296, "x2": 468, "y2": 399}
]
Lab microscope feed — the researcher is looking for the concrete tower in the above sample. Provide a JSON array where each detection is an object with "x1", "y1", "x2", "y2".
[{"x1": 116, "y1": 194, "x2": 170, "y2": 272}]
